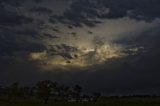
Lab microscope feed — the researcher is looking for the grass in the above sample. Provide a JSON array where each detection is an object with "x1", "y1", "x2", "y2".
[{"x1": 1, "y1": 97, "x2": 160, "y2": 106}]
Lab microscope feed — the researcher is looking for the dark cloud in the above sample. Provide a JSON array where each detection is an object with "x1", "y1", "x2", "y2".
[
  {"x1": 47, "y1": 44, "x2": 79, "y2": 59},
  {"x1": 33, "y1": 0, "x2": 44, "y2": 4},
  {"x1": 0, "y1": 27, "x2": 45, "y2": 56},
  {"x1": 29, "y1": 7, "x2": 53, "y2": 15},
  {"x1": 43, "y1": 33, "x2": 59, "y2": 39},
  {"x1": 0, "y1": 0, "x2": 24, "y2": 7},
  {"x1": 51, "y1": 0, "x2": 160, "y2": 27},
  {"x1": 0, "y1": 8, "x2": 33, "y2": 26}
]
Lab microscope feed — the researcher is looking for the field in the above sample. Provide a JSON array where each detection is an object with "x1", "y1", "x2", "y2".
[{"x1": 1, "y1": 97, "x2": 160, "y2": 106}]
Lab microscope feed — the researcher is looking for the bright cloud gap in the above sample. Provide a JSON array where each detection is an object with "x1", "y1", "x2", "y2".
[{"x1": 29, "y1": 36, "x2": 128, "y2": 71}]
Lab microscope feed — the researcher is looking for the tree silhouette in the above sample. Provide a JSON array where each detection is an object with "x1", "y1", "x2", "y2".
[
  {"x1": 57, "y1": 85, "x2": 66, "y2": 101},
  {"x1": 3, "y1": 82, "x2": 20, "y2": 103},
  {"x1": 0, "y1": 80, "x2": 102, "y2": 103},
  {"x1": 0, "y1": 85, "x2": 3, "y2": 97},
  {"x1": 19, "y1": 86, "x2": 31, "y2": 99},
  {"x1": 35, "y1": 80, "x2": 53, "y2": 104},
  {"x1": 73, "y1": 85, "x2": 82, "y2": 102},
  {"x1": 50, "y1": 81, "x2": 59, "y2": 101},
  {"x1": 93, "y1": 92, "x2": 101, "y2": 102},
  {"x1": 63, "y1": 86, "x2": 71, "y2": 100}
]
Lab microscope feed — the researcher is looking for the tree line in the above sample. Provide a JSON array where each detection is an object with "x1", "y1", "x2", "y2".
[{"x1": 0, "y1": 80, "x2": 101, "y2": 104}]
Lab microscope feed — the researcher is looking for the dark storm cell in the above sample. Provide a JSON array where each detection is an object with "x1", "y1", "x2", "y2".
[
  {"x1": 0, "y1": 8, "x2": 33, "y2": 26},
  {"x1": 66, "y1": 61, "x2": 71, "y2": 63},
  {"x1": 29, "y1": 7, "x2": 53, "y2": 14},
  {"x1": 33, "y1": 0, "x2": 44, "y2": 3},
  {"x1": 74, "y1": 54, "x2": 78, "y2": 58}
]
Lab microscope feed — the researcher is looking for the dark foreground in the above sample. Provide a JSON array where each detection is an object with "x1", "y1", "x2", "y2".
[{"x1": 1, "y1": 97, "x2": 160, "y2": 106}]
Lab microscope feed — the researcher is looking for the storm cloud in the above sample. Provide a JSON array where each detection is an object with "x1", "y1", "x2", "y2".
[{"x1": 0, "y1": 0, "x2": 160, "y2": 95}]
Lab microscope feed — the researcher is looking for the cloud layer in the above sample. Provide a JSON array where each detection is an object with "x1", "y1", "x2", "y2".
[{"x1": 0, "y1": 0, "x2": 160, "y2": 94}]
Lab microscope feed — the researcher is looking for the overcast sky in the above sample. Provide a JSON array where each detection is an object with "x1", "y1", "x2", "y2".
[{"x1": 0, "y1": 0, "x2": 160, "y2": 95}]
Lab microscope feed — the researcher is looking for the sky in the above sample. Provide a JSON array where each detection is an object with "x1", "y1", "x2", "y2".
[{"x1": 0, "y1": 0, "x2": 160, "y2": 95}]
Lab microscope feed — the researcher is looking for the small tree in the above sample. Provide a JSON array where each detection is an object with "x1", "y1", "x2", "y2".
[
  {"x1": 56, "y1": 85, "x2": 66, "y2": 101},
  {"x1": 73, "y1": 85, "x2": 82, "y2": 102},
  {"x1": 0, "y1": 85, "x2": 3, "y2": 97},
  {"x1": 64, "y1": 86, "x2": 71, "y2": 100},
  {"x1": 35, "y1": 80, "x2": 53, "y2": 104},
  {"x1": 4, "y1": 82, "x2": 20, "y2": 102},
  {"x1": 93, "y1": 92, "x2": 101, "y2": 102},
  {"x1": 19, "y1": 86, "x2": 31, "y2": 99}
]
